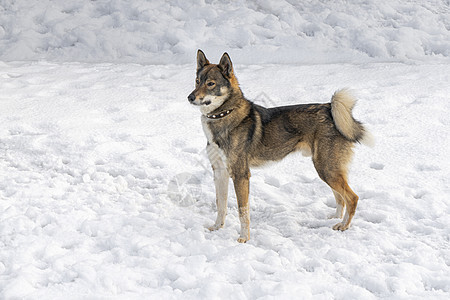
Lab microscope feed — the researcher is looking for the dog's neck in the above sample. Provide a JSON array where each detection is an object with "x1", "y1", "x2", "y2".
[
  {"x1": 206, "y1": 109, "x2": 234, "y2": 119},
  {"x1": 207, "y1": 89, "x2": 249, "y2": 119}
]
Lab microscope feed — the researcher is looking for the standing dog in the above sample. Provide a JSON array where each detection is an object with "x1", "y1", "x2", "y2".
[{"x1": 188, "y1": 50, "x2": 372, "y2": 243}]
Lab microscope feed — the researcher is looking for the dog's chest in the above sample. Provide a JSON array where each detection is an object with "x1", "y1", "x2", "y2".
[
  {"x1": 202, "y1": 118, "x2": 215, "y2": 143},
  {"x1": 202, "y1": 118, "x2": 228, "y2": 166}
]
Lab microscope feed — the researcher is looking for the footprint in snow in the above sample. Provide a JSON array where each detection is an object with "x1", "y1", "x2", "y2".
[
  {"x1": 4, "y1": 73, "x2": 22, "y2": 78},
  {"x1": 182, "y1": 147, "x2": 198, "y2": 154},
  {"x1": 264, "y1": 176, "x2": 280, "y2": 188},
  {"x1": 113, "y1": 116, "x2": 128, "y2": 123},
  {"x1": 370, "y1": 162, "x2": 384, "y2": 170},
  {"x1": 415, "y1": 164, "x2": 440, "y2": 172},
  {"x1": 360, "y1": 211, "x2": 386, "y2": 224},
  {"x1": 106, "y1": 106, "x2": 121, "y2": 113}
]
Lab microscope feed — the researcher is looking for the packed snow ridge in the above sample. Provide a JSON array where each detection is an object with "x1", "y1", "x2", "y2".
[{"x1": 0, "y1": 0, "x2": 449, "y2": 64}]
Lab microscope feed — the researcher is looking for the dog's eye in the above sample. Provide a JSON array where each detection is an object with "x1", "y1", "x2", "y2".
[
  {"x1": 207, "y1": 82, "x2": 215, "y2": 87},
  {"x1": 196, "y1": 78, "x2": 200, "y2": 85}
]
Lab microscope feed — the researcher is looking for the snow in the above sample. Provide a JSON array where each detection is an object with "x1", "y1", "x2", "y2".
[
  {"x1": 1, "y1": 0, "x2": 450, "y2": 64},
  {"x1": 1, "y1": 0, "x2": 450, "y2": 299}
]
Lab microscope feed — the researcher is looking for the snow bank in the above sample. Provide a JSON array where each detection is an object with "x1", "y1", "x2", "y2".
[{"x1": 1, "y1": 0, "x2": 449, "y2": 64}]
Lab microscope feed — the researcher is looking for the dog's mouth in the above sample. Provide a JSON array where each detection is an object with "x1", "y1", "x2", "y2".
[{"x1": 188, "y1": 96, "x2": 211, "y2": 106}]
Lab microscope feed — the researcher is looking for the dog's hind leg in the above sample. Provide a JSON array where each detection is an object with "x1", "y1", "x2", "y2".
[
  {"x1": 312, "y1": 142, "x2": 358, "y2": 231},
  {"x1": 207, "y1": 144, "x2": 229, "y2": 231},
  {"x1": 328, "y1": 189, "x2": 345, "y2": 219},
  {"x1": 327, "y1": 177, "x2": 358, "y2": 231}
]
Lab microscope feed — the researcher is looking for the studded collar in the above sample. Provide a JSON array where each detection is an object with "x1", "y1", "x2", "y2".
[{"x1": 206, "y1": 109, "x2": 234, "y2": 119}]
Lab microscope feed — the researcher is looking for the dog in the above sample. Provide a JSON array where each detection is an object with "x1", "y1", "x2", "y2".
[{"x1": 188, "y1": 50, "x2": 372, "y2": 242}]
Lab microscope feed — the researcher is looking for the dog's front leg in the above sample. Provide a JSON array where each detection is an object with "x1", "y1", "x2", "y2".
[
  {"x1": 209, "y1": 164, "x2": 229, "y2": 231},
  {"x1": 233, "y1": 176, "x2": 250, "y2": 243},
  {"x1": 207, "y1": 144, "x2": 229, "y2": 231}
]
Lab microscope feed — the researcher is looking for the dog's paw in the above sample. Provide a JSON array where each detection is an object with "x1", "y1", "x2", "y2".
[
  {"x1": 332, "y1": 222, "x2": 350, "y2": 231},
  {"x1": 208, "y1": 224, "x2": 223, "y2": 231},
  {"x1": 237, "y1": 236, "x2": 249, "y2": 243}
]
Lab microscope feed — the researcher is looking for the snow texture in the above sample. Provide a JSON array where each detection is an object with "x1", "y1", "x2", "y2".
[
  {"x1": 0, "y1": 0, "x2": 450, "y2": 64},
  {"x1": 1, "y1": 0, "x2": 450, "y2": 299}
]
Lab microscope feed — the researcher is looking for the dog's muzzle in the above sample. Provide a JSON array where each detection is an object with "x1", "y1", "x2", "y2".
[
  {"x1": 188, "y1": 93, "x2": 196, "y2": 103},
  {"x1": 188, "y1": 93, "x2": 196, "y2": 104},
  {"x1": 188, "y1": 93, "x2": 211, "y2": 106}
]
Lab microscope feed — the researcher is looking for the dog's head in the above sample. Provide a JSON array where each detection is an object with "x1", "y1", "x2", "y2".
[{"x1": 188, "y1": 50, "x2": 239, "y2": 114}]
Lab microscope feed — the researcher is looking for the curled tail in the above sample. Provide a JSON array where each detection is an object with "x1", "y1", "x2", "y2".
[{"x1": 331, "y1": 89, "x2": 374, "y2": 147}]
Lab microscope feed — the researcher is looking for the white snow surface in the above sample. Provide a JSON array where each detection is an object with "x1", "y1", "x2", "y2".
[
  {"x1": 1, "y1": 0, "x2": 450, "y2": 64},
  {"x1": 1, "y1": 0, "x2": 450, "y2": 299}
]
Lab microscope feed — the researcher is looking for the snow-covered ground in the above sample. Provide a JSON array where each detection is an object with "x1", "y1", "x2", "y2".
[
  {"x1": 1, "y1": 0, "x2": 450, "y2": 299},
  {"x1": 1, "y1": 0, "x2": 450, "y2": 64}
]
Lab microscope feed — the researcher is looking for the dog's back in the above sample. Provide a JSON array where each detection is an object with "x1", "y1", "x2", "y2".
[{"x1": 247, "y1": 92, "x2": 372, "y2": 166}]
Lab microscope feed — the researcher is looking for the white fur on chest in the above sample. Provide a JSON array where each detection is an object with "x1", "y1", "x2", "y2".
[{"x1": 202, "y1": 117, "x2": 228, "y2": 169}]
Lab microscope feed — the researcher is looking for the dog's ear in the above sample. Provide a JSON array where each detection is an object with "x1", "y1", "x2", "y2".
[
  {"x1": 219, "y1": 52, "x2": 233, "y2": 78},
  {"x1": 197, "y1": 50, "x2": 209, "y2": 71}
]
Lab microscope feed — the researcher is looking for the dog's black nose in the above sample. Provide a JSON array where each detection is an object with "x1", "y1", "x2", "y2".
[{"x1": 188, "y1": 93, "x2": 196, "y2": 103}]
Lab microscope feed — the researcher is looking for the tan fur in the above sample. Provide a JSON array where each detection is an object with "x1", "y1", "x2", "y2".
[
  {"x1": 234, "y1": 177, "x2": 250, "y2": 243},
  {"x1": 331, "y1": 89, "x2": 374, "y2": 147},
  {"x1": 188, "y1": 50, "x2": 372, "y2": 242}
]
